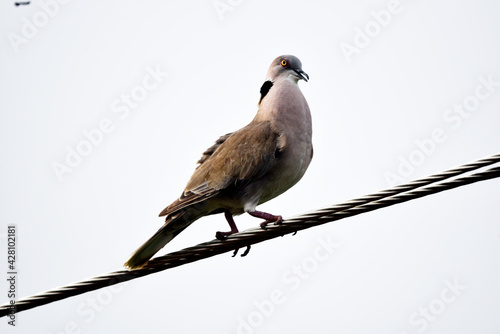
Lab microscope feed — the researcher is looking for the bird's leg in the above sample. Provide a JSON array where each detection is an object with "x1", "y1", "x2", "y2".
[
  {"x1": 249, "y1": 210, "x2": 283, "y2": 229},
  {"x1": 215, "y1": 210, "x2": 239, "y2": 240}
]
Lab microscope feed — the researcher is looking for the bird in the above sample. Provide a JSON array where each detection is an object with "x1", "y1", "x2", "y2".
[{"x1": 124, "y1": 55, "x2": 313, "y2": 269}]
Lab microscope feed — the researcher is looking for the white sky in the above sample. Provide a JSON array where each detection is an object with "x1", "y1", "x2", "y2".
[{"x1": 1, "y1": 0, "x2": 500, "y2": 333}]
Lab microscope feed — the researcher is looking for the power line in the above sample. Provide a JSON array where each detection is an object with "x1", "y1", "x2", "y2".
[{"x1": 1, "y1": 153, "x2": 499, "y2": 317}]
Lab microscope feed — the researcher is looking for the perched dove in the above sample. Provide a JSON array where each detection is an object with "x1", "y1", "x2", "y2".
[{"x1": 125, "y1": 55, "x2": 312, "y2": 269}]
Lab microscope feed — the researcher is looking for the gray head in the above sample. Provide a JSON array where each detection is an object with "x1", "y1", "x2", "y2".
[{"x1": 266, "y1": 55, "x2": 309, "y2": 83}]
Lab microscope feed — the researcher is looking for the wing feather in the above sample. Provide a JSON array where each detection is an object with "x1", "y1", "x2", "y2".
[{"x1": 159, "y1": 121, "x2": 279, "y2": 217}]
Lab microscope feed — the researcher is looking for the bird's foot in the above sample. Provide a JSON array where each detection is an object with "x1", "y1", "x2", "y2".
[
  {"x1": 215, "y1": 230, "x2": 236, "y2": 240},
  {"x1": 248, "y1": 210, "x2": 283, "y2": 229},
  {"x1": 259, "y1": 217, "x2": 283, "y2": 229},
  {"x1": 232, "y1": 245, "x2": 251, "y2": 257},
  {"x1": 216, "y1": 210, "x2": 240, "y2": 240}
]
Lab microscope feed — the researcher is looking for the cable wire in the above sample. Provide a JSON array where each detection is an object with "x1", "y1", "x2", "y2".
[{"x1": 1, "y1": 153, "x2": 499, "y2": 317}]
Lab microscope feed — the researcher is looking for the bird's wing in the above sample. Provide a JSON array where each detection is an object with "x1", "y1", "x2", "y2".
[
  {"x1": 196, "y1": 132, "x2": 233, "y2": 166},
  {"x1": 159, "y1": 121, "x2": 280, "y2": 217}
]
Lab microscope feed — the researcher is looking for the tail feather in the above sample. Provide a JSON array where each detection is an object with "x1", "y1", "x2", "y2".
[{"x1": 124, "y1": 212, "x2": 191, "y2": 269}]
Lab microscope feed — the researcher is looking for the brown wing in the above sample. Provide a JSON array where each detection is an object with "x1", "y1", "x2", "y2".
[
  {"x1": 159, "y1": 121, "x2": 280, "y2": 217},
  {"x1": 186, "y1": 121, "x2": 279, "y2": 190},
  {"x1": 196, "y1": 132, "x2": 233, "y2": 166}
]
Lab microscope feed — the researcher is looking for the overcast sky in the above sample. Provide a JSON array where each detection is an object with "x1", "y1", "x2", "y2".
[{"x1": 1, "y1": 0, "x2": 500, "y2": 333}]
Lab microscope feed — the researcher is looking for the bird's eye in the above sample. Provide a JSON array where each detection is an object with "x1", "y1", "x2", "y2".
[{"x1": 281, "y1": 59, "x2": 288, "y2": 67}]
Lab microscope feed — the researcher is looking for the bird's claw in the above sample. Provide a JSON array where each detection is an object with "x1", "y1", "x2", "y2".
[
  {"x1": 241, "y1": 245, "x2": 251, "y2": 256},
  {"x1": 215, "y1": 231, "x2": 232, "y2": 240},
  {"x1": 232, "y1": 245, "x2": 251, "y2": 257},
  {"x1": 259, "y1": 215, "x2": 283, "y2": 229}
]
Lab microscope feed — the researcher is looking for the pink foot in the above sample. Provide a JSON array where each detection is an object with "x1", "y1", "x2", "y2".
[{"x1": 248, "y1": 210, "x2": 283, "y2": 229}]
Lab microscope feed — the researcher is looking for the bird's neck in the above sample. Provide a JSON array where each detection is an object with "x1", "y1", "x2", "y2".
[{"x1": 253, "y1": 78, "x2": 310, "y2": 133}]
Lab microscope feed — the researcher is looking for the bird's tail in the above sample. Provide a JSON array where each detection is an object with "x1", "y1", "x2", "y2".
[{"x1": 124, "y1": 211, "x2": 193, "y2": 269}]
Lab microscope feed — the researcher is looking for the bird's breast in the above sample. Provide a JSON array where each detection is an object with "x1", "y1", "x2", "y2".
[{"x1": 257, "y1": 130, "x2": 312, "y2": 205}]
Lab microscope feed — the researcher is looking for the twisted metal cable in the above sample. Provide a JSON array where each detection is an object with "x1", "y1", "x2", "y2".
[{"x1": 1, "y1": 153, "x2": 499, "y2": 317}]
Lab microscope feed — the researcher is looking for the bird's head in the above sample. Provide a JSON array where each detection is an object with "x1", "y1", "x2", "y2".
[{"x1": 266, "y1": 55, "x2": 309, "y2": 83}]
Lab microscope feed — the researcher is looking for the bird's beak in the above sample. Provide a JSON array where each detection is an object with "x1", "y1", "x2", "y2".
[{"x1": 293, "y1": 68, "x2": 309, "y2": 82}]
